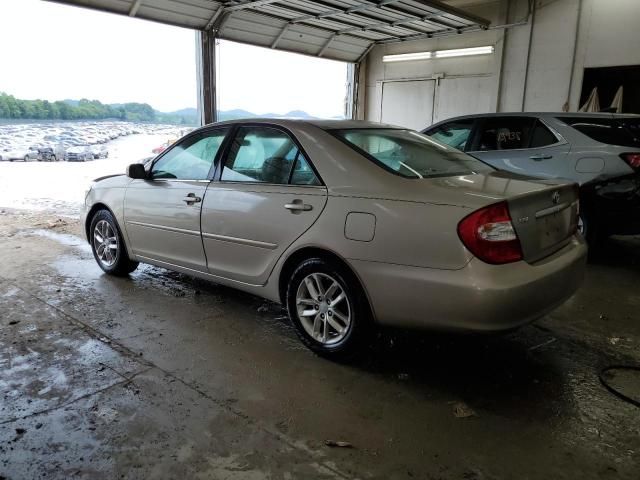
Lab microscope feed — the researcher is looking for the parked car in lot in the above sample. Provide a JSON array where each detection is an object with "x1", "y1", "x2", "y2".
[
  {"x1": 423, "y1": 113, "x2": 640, "y2": 243},
  {"x1": 0, "y1": 146, "x2": 39, "y2": 161},
  {"x1": 37, "y1": 144, "x2": 66, "y2": 162},
  {"x1": 89, "y1": 144, "x2": 109, "y2": 159},
  {"x1": 82, "y1": 119, "x2": 586, "y2": 358},
  {"x1": 66, "y1": 145, "x2": 94, "y2": 162}
]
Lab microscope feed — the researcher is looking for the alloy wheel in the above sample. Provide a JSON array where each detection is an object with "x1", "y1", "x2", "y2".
[
  {"x1": 295, "y1": 272, "x2": 351, "y2": 345},
  {"x1": 93, "y1": 220, "x2": 119, "y2": 267}
]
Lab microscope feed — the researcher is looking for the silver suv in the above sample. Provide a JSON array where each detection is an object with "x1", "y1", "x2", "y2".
[{"x1": 423, "y1": 113, "x2": 640, "y2": 243}]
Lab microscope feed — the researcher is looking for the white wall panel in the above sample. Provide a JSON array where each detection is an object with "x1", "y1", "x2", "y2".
[
  {"x1": 380, "y1": 80, "x2": 436, "y2": 129},
  {"x1": 434, "y1": 76, "x2": 494, "y2": 124}
]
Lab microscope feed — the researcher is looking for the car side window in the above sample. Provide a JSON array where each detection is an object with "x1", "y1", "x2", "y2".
[
  {"x1": 290, "y1": 152, "x2": 321, "y2": 186},
  {"x1": 529, "y1": 120, "x2": 558, "y2": 148},
  {"x1": 475, "y1": 117, "x2": 535, "y2": 151},
  {"x1": 428, "y1": 120, "x2": 474, "y2": 151},
  {"x1": 222, "y1": 126, "x2": 315, "y2": 185},
  {"x1": 151, "y1": 129, "x2": 228, "y2": 180}
]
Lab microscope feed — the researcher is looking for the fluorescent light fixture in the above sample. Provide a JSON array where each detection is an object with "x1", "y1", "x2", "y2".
[
  {"x1": 383, "y1": 45, "x2": 494, "y2": 63},
  {"x1": 434, "y1": 46, "x2": 494, "y2": 58},
  {"x1": 382, "y1": 51, "x2": 433, "y2": 62}
]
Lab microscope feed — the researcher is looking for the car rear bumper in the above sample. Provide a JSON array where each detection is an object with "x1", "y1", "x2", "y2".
[{"x1": 350, "y1": 235, "x2": 587, "y2": 332}]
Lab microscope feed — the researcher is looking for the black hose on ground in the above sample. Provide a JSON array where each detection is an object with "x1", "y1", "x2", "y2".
[{"x1": 598, "y1": 365, "x2": 640, "y2": 408}]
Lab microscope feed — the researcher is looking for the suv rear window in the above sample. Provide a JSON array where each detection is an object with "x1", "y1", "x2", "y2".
[
  {"x1": 332, "y1": 128, "x2": 493, "y2": 179},
  {"x1": 560, "y1": 117, "x2": 640, "y2": 147}
]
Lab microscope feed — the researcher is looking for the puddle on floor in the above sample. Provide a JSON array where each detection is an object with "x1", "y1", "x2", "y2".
[{"x1": 28, "y1": 229, "x2": 92, "y2": 254}]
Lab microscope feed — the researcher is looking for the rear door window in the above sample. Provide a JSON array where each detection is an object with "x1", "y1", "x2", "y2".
[
  {"x1": 426, "y1": 119, "x2": 474, "y2": 151},
  {"x1": 221, "y1": 126, "x2": 321, "y2": 185},
  {"x1": 558, "y1": 117, "x2": 640, "y2": 148},
  {"x1": 474, "y1": 117, "x2": 535, "y2": 151},
  {"x1": 529, "y1": 120, "x2": 559, "y2": 148}
]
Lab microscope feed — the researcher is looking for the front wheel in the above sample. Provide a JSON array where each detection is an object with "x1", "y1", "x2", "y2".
[
  {"x1": 89, "y1": 209, "x2": 138, "y2": 276},
  {"x1": 286, "y1": 258, "x2": 371, "y2": 360}
]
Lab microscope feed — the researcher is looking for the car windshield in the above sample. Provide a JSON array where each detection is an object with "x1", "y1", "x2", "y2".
[
  {"x1": 560, "y1": 117, "x2": 640, "y2": 148},
  {"x1": 332, "y1": 128, "x2": 493, "y2": 179}
]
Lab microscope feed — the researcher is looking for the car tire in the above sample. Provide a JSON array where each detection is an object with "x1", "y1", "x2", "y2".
[
  {"x1": 286, "y1": 257, "x2": 372, "y2": 360},
  {"x1": 24, "y1": 155, "x2": 29, "y2": 162},
  {"x1": 579, "y1": 209, "x2": 605, "y2": 246},
  {"x1": 89, "y1": 209, "x2": 139, "y2": 276},
  {"x1": 51, "y1": 155, "x2": 56, "y2": 162}
]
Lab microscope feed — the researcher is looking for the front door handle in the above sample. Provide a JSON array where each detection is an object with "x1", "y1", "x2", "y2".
[
  {"x1": 183, "y1": 193, "x2": 202, "y2": 205},
  {"x1": 285, "y1": 199, "x2": 313, "y2": 213},
  {"x1": 529, "y1": 154, "x2": 553, "y2": 161}
]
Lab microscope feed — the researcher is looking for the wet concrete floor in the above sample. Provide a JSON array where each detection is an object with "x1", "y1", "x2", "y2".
[{"x1": 1, "y1": 209, "x2": 639, "y2": 479}]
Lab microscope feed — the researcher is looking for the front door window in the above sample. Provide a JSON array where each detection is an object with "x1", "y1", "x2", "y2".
[{"x1": 151, "y1": 129, "x2": 228, "y2": 180}]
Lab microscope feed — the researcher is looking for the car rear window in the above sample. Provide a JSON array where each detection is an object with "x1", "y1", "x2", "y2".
[
  {"x1": 559, "y1": 117, "x2": 640, "y2": 148},
  {"x1": 332, "y1": 128, "x2": 493, "y2": 179}
]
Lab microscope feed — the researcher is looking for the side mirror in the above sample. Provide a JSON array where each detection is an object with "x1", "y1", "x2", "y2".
[{"x1": 127, "y1": 163, "x2": 147, "y2": 179}]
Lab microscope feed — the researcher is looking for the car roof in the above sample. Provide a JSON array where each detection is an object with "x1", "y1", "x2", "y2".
[
  {"x1": 201, "y1": 118, "x2": 403, "y2": 131},
  {"x1": 425, "y1": 111, "x2": 640, "y2": 131},
  {"x1": 430, "y1": 111, "x2": 640, "y2": 122}
]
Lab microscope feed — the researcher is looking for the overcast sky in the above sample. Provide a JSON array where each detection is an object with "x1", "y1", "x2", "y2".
[{"x1": 0, "y1": 0, "x2": 347, "y2": 117}]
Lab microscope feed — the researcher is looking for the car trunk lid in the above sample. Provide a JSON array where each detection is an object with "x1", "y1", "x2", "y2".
[
  {"x1": 507, "y1": 182, "x2": 579, "y2": 263},
  {"x1": 399, "y1": 171, "x2": 579, "y2": 263}
]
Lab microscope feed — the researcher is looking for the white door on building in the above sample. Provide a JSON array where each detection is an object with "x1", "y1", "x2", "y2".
[{"x1": 380, "y1": 80, "x2": 435, "y2": 130}]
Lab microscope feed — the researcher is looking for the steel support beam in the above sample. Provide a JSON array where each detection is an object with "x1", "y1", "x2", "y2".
[
  {"x1": 204, "y1": 7, "x2": 225, "y2": 31},
  {"x1": 224, "y1": 0, "x2": 281, "y2": 13},
  {"x1": 196, "y1": 30, "x2": 217, "y2": 125},
  {"x1": 129, "y1": 0, "x2": 142, "y2": 17}
]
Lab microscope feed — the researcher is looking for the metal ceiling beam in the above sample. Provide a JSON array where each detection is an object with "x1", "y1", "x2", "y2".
[
  {"x1": 301, "y1": 0, "x2": 431, "y2": 34},
  {"x1": 317, "y1": 34, "x2": 336, "y2": 57},
  {"x1": 270, "y1": 23, "x2": 290, "y2": 48},
  {"x1": 376, "y1": 23, "x2": 483, "y2": 43},
  {"x1": 204, "y1": 7, "x2": 225, "y2": 30},
  {"x1": 129, "y1": 0, "x2": 142, "y2": 17},
  {"x1": 372, "y1": 2, "x2": 465, "y2": 31},
  {"x1": 223, "y1": 0, "x2": 281, "y2": 13},
  {"x1": 409, "y1": 0, "x2": 490, "y2": 27},
  {"x1": 267, "y1": 0, "x2": 435, "y2": 36}
]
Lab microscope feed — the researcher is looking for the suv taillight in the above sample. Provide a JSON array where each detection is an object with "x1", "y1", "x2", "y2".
[
  {"x1": 457, "y1": 201, "x2": 523, "y2": 265},
  {"x1": 621, "y1": 153, "x2": 640, "y2": 171}
]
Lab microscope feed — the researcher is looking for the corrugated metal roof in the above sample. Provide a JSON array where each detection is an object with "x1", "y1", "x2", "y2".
[{"x1": 47, "y1": 0, "x2": 490, "y2": 62}]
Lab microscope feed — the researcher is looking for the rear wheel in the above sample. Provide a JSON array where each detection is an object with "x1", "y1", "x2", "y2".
[
  {"x1": 579, "y1": 209, "x2": 606, "y2": 246},
  {"x1": 51, "y1": 155, "x2": 56, "y2": 162},
  {"x1": 23, "y1": 155, "x2": 29, "y2": 162},
  {"x1": 286, "y1": 257, "x2": 371, "y2": 360},
  {"x1": 89, "y1": 209, "x2": 138, "y2": 276}
]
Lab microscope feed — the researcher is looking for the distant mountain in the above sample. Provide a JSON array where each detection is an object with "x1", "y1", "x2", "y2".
[
  {"x1": 166, "y1": 107, "x2": 197, "y2": 116},
  {"x1": 0, "y1": 92, "x2": 339, "y2": 124},
  {"x1": 217, "y1": 109, "x2": 257, "y2": 121},
  {"x1": 283, "y1": 110, "x2": 316, "y2": 119}
]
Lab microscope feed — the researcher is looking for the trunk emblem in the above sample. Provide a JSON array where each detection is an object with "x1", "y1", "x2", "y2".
[{"x1": 551, "y1": 191, "x2": 561, "y2": 204}]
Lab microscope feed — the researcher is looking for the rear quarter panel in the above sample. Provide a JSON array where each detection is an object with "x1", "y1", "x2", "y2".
[{"x1": 282, "y1": 195, "x2": 474, "y2": 271}]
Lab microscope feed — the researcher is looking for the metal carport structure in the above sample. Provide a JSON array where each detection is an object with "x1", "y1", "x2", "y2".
[{"x1": 47, "y1": 0, "x2": 490, "y2": 123}]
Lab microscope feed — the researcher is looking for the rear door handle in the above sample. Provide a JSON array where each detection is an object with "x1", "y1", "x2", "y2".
[
  {"x1": 529, "y1": 154, "x2": 553, "y2": 161},
  {"x1": 285, "y1": 199, "x2": 313, "y2": 213},
  {"x1": 183, "y1": 193, "x2": 202, "y2": 204}
]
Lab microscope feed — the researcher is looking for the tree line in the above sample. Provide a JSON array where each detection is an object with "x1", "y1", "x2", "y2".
[{"x1": 0, "y1": 93, "x2": 157, "y2": 122}]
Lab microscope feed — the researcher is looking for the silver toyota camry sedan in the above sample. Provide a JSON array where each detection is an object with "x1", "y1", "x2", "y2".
[{"x1": 81, "y1": 119, "x2": 587, "y2": 359}]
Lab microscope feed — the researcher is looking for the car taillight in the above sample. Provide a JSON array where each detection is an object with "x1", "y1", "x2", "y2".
[
  {"x1": 457, "y1": 201, "x2": 523, "y2": 265},
  {"x1": 621, "y1": 153, "x2": 640, "y2": 171}
]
